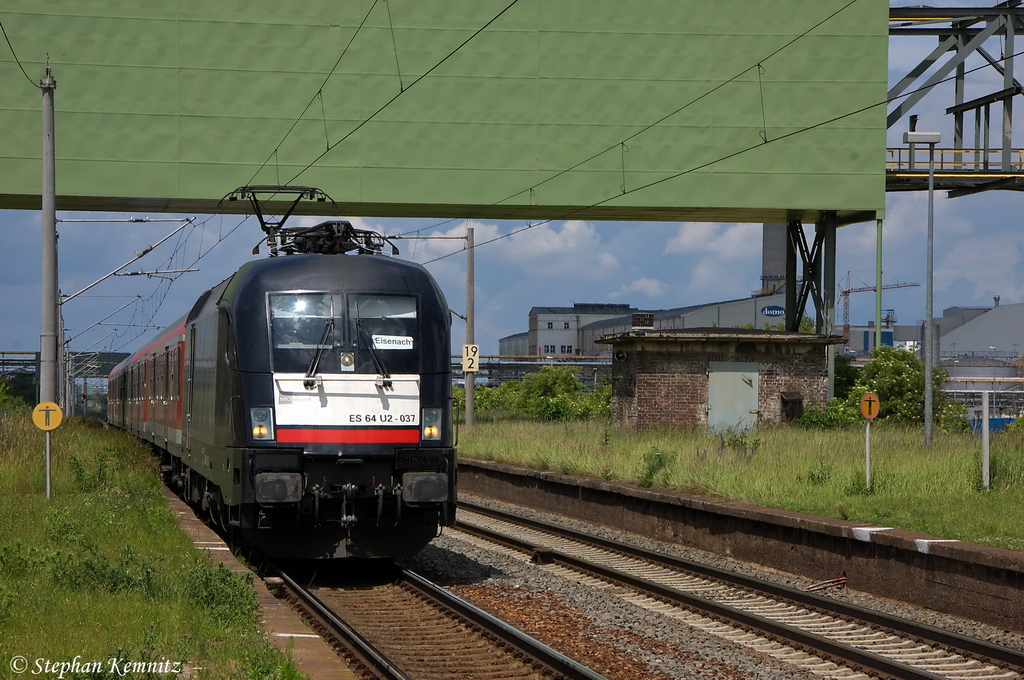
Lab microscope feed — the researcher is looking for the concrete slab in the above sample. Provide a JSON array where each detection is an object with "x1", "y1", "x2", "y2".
[{"x1": 163, "y1": 488, "x2": 358, "y2": 680}]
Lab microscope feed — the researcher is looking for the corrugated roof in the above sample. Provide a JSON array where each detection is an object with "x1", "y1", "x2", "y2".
[
  {"x1": 596, "y1": 327, "x2": 841, "y2": 344},
  {"x1": 940, "y1": 303, "x2": 1024, "y2": 355},
  {"x1": 530, "y1": 304, "x2": 635, "y2": 316},
  {"x1": 577, "y1": 294, "x2": 785, "y2": 331}
]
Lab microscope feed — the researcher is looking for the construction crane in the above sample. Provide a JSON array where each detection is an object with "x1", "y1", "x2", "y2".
[{"x1": 839, "y1": 272, "x2": 920, "y2": 341}]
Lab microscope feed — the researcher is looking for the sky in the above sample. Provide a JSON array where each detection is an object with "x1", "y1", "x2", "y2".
[{"x1": 3, "y1": 1, "x2": 1023, "y2": 366}]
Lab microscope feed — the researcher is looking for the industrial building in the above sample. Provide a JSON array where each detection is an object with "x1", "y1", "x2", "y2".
[
  {"x1": 844, "y1": 298, "x2": 1024, "y2": 364},
  {"x1": 498, "y1": 225, "x2": 792, "y2": 357},
  {"x1": 498, "y1": 293, "x2": 790, "y2": 357}
]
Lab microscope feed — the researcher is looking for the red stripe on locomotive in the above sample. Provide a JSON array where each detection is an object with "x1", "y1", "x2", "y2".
[{"x1": 276, "y1": 428, "x2": 420, "y2": 444}]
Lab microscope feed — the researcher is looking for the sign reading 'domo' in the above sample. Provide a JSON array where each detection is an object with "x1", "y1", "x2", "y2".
[{"x1": 761, "y1": 306, "x2": 786, "y2": 317}]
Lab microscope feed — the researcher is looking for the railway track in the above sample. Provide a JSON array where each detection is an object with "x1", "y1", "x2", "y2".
[
  {"x1": 271, "y1": 566, "x2": 606, "y2": 680},
  {"x1": 454, "y1": 501, "x2": 1024, "y2": 680}
]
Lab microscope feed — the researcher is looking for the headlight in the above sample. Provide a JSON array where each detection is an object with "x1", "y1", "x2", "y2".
[
  {"x1": 255, "y1": 472, "x2": 301, "y2": 504},
  {"x1": 402, "y1": 472, "x2": 448, "y2": 503},
  {"x1": 422, "y1": 408, "x2": 441, "y2": 440},
  {"x1": 251, "y1": 407, "x2": 275, "y2": 441}
]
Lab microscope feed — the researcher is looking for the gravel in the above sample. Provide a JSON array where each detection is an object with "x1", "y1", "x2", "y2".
[{"x1": 402, "y1": 494, "x2": 1023, "y2": 680}]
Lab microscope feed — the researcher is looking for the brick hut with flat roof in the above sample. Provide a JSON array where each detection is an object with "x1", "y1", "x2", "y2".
[{"x1": 597, "y1": 327, "x2": 841, "y2": 430}]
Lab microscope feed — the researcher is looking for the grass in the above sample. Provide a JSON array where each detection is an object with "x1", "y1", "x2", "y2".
[
  {"x1": 459, "y1": 419, "x2": 1024, "y2": 552},
  {"x1": 0, "y1": 409, "x2": 305, "y2": 679}
]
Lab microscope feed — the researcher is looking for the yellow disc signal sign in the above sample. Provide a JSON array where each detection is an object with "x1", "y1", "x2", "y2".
[
  {"x1": 32, "y1": 401, "x2": 63, "y2": 431},
  {"x1": 859, "y1": 392, "x2": 881, "y2": 420}
]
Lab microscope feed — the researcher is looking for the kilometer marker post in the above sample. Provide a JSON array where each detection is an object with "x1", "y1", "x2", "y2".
[{"x1": 859, "y1": 392, "x2": 880, "y2": 490}]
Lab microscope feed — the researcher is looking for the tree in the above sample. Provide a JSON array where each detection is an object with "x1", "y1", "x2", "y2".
[
  {"x1": 5, "y1": 373, "x2": 36, "y2": 405},
  {"x1": 0, "y1": 378, "x2": 28, "y2": 411},
  {"x1": 460, "y1": 366, "x2": 610, "y2": 422},
  {"x1": 833, "y1": 354, "x2": 860, "y2": 401},
  {"x1": 798, "y1": 346, "x2": 967, "y2": 431},
  {"x1": 847, "y1": 346, "x2": 941, "y2": 423}
]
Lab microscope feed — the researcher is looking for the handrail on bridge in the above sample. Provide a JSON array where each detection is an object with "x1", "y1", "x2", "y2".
[{"x1": 887, "y1": 146, "x2": 1024, "y2": 173}]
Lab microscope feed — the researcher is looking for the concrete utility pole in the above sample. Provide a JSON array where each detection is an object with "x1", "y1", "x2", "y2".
[
  {"x1": 875, "y1": 219, "x2": 883, "y2": 352},
  {"x1": 465, "y1": 226, "x2": 475, "y2": 426},
  {"x1": 905, "y1": 130, "x2": 940, "y2": 446},
  {"x1": 39, "y1": 61, "x2": 59, "y2": 404}
]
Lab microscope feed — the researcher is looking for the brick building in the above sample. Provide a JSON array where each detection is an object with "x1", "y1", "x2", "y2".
[{"x1": 598, "y1": 328, "x2": 839, "y2": 430}]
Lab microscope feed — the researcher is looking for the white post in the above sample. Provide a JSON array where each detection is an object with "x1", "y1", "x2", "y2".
[
  {"x1": 45, "y1": 431, "x2": 52, "y2": 499},
  {"x1": 865, "y1": 419, "x2": 872, "y2": 491},
  {"x1": 982, "y1": 390, "x2": 990, "y2": 491},
  {"x1": 905, "y1": 131, "x2": 940, "y2": 446}
]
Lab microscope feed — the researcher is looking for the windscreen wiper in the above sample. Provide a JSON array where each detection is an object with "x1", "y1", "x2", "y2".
[
  {"x1": 303, "y1": 318, "x2": 334, "y2": 390},
  {"x1": 356, "y1": 320, "x2": 392, "y2": 389}
]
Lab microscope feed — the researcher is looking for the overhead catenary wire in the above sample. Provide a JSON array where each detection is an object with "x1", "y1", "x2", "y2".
[
  {"x1": 419, "y1": 42, "x2": 1024, "y2": 265},
  {"x1": 0, "y1": 21, "x2": 40, "y2": 88},
  {"x1": 388, "y1": 0, "x2": 864, "y2": 241},
  {"x1": 283, "y1": 0, "x2": 522, "y2": 186},
  {"x1": 238, "y1": 0, "x2": 859, "y2": 243},
  {"x1": 100, "y1": 214, "x2": 252, "y2": 353},
  {"x1": 244, "y1": 0, "x2": 382, "y2": 187}
]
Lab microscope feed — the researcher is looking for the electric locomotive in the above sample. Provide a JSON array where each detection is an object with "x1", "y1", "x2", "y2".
[{"x1": 108, "y1": 219, "x2": 456, "y2": 559}]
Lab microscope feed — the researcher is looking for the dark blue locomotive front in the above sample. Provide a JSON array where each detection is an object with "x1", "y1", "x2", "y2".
[{"x1": 110, "y1": 224, "x2": 456, "y2": 559}]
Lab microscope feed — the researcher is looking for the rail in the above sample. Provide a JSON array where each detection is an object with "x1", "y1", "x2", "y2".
[
  {"x1": 275, "y1": 563, "x2": 606, "y2": 680},
  {"x1": 887, "y1": 147, "x2": 1024, "y2": 173},
  {"x1": 273, "y1": 569, "x2": 412, "y2": 680},
  {"x1": 458, "y1": 501, "x2": 1024, "y2": 680}
]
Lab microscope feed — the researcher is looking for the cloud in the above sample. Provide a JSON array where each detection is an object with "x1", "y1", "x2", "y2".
[
  {"x1": 609, "y1": 277, "x2": 669, "y2": 300},
  {"x1": 664, "y1": 222, "x2": 761, "y2": 259},
  {"x1": 935, "y1": 234, "x2": 1024, "y2": 301},
  {"x1": 659, "y1": 222, "x2": 763, "y2": 302}
]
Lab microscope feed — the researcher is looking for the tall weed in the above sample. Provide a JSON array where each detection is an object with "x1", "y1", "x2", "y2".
[{"x1": 460, "y1": 420, "x2": 1024, "y2": 551}]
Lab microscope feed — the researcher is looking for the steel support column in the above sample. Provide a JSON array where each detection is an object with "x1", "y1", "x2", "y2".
[
  {"x1": 1003, "y1": 17, "x2": 1015, "y2": 171},
  {"x1": 785, "y1": 223, "x2": 798, "y2": 332},
  {"x1": 785, "y1": 220, "x2": 823, "y2": 333},
  {"x1": 820, "y1": 212, "x2": 837, "y2": 400},
  {"x1": 783, "y1": 215, "x2": 837, "y2": 336},
  {"x1": 820, "y1": 212, "x2": 837, "y2": 337}
]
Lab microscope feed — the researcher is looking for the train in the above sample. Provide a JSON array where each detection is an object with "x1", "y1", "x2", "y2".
[{"x1": 107, "y1": 219, "x2": 456, "y2": 559}]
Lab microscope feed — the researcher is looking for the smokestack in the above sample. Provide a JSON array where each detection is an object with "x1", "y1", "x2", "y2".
[{"x1": 761, "y1": 224, "x2": 786, "y2": 293}]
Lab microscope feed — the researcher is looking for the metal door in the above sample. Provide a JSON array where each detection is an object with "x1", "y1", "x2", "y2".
[{"x1": 707, "y1": 361, "x2": 759, "y2": 431}]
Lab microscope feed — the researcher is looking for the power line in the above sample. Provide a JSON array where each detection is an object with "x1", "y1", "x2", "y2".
[
  {"x1": 245, "y1": 0, "x2": 382, "y2": 187},
  {"x1": 390, "y1": 0, "x2": 865, "y2": 241},
  {"x1": 0, "y1": 21, "x2": 39, "y2": 89},
  {"x1": 493, "y1": 0, "x2": 864, "y2": 208},
  {"x1": 285, "y1": 0, "x2": 522, "y2": 186},
  {"x1": 421, "y1": 44, "x2": 1024, "y2": 266},
  {"x1": 103, "y1": 214, "x2": 252, "y2": 352}
]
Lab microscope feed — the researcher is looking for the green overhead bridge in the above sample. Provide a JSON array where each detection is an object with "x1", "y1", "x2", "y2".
[{"x1": 0, "y1": 0, "x2": 887, "y2": 225}]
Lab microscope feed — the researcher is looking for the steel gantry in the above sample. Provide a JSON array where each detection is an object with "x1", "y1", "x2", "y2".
[
  {"x1": 784, "y1": 214, "x2": 837, "y2": 337},
  {"x1": 888, "y1": 3, "x2": 1024, "y2": 195}
]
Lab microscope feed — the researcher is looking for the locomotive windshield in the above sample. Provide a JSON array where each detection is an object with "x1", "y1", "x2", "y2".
[{"x1": 270, "y1": 293, "x2": 418, "y2": 375}]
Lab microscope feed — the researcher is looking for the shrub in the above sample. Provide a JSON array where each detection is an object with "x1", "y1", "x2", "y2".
[
  {"x1": 460, "y1": 367, "x2": 610, "y2": 421},
  {"x1": 796, "y1": 399, "x2": 857, "y2": 429},
  {"x1": 0, "y1": 377, "x2": 28, "y2": 412}
]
